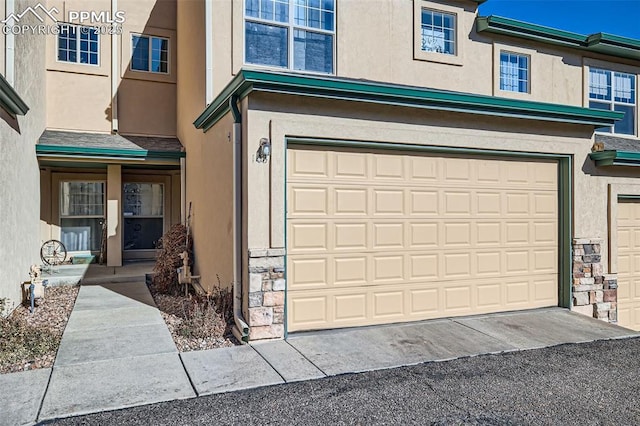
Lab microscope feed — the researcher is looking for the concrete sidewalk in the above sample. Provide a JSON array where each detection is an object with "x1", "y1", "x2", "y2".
[
  {"x1": 38, "y1": 281, "x2": 195, "y2": 422},
  {"x1": 2, "y1": 291, "x2": 638, "y2": 425}
]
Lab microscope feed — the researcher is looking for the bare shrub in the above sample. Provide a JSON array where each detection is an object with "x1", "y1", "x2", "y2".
[{"x1": 153, "y1": 224, "x2": 193, "y2": 295}]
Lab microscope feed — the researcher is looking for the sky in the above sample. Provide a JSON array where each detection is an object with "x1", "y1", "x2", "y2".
[{"x1": 478, "y1": 0, "x2": 640, "y2": 40}]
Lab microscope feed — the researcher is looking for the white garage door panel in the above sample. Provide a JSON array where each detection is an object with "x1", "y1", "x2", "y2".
[
  {"x1": 617, "y1": 200, "x2": 640, "y2": 331},
  {"x1": 286, "y1": 146, "x2": 559, "y2": 332}
]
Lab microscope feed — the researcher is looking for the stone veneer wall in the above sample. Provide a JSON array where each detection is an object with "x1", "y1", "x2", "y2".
[
  {"x1": 247, "y1": 248, "x2": 286, "y2": 340},
  {"x1": 572, "y1": 239, "x2": 617, "y2": 322}
]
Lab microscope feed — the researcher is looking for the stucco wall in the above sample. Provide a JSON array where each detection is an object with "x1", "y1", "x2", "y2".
[
  {"x1": 0, "y1": 2, "x2": 47, "y2": 314},
  {"x1": 177, "y1": 0, "x2": 234, "y2": 291},
  {"x1": 214, "y1": 0, "x2": 640, "y2": 111},
  {"x1": 45, "y1": 0, "x2": 177, "y2": 136},
  {"x1": 242, "y1": 92, "x2": 635, "y2": 274}
]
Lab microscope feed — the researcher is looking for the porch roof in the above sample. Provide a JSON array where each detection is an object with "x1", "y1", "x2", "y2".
[
  {"x1": 36, "y1": 131, "x2": 185, "y2": 164},
  {"x1": 590, "y1": 134, "x2": 640, "y2": 167}
]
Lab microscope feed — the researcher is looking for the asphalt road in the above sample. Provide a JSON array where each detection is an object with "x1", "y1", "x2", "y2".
[{"x1": 44, "y1": 337, "x2": 640, "y2": 425}]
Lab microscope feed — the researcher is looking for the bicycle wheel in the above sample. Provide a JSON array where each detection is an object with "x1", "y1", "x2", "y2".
[{"x1": 41, "y1": 239, "x2": 67, "y2": 266}]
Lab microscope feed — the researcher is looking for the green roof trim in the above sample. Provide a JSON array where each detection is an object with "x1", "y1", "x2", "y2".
[
  {"x1": 36, "y1": 144, "x2": 185, "y2": 160},
  {"x1": 194, "y1": 69, "x2": 623, "y2": 132},
  {"x1": 590, "y1": 150, "x2": 640, "y2": 167},
  {"x1": 476, "y1": 15, "x2": 640, "y2": 61},
  {"x1": 0, "y1": 73, "x2": 29, "y2": 117}
]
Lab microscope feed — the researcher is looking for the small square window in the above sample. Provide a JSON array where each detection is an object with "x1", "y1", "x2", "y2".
[
  {"x1": 131, "y1": 35, "x2": 169, "y2": 74},
  {"x1": 499, "y1": 51, "x2": 529, "y2": 93},
  {"x1": 420, "y1": 9, "x2": 456, "y2": 55},
  {"x1": 57, "y1": 24, "x2": 99, "y2": 66}
]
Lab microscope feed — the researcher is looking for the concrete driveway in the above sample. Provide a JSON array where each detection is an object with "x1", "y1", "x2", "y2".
[
  {"x1": 48, "y1": 336, "x2": 640, "y2": 425},
  {"x1": 2, "y1": 297, "x2": 637, "y2": 424},
  {"x1": 180, "y1": 307, "x2": 638, "y2": 395}
]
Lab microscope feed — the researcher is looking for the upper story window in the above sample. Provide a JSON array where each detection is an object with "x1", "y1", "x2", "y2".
[
  {"x1": 589, "y1": 68, "x2": 636, "y2": 135},
  {"x1": 499, "y1": 51, "x2": 529, "y2": 93},
  {"x1": 244, "y1": 0, "x2": 335, "y2": 74},
  {"x1": 57, "y1": 24, "x2": 99, "y2": 66},
  {"x1": 131, "y1": 35, "x2": 169, "y2": 74},
  {"x1": 420, "y1": 9, "x2": 455, "y2": 55}
]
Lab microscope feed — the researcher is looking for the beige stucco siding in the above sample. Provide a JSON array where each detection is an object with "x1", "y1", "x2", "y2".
[
  {"x1": 214, "y1": 0, "x2": 640, "y2": 109},
  {"x1": 46, "y1": 71, "x2": 112, "y2": 133},
  {"x1": 0, "y1": 0, "x2": 47, "y2": 314},
  {"x1": 117, "y1": 79, "x2": 176, "y2": 136},
  {"x1": 45, "y1": 0, "x2": 177, "y2": 136},
  {"x1": 177, "y1": 0, "x2": 234, "y2": 291}
]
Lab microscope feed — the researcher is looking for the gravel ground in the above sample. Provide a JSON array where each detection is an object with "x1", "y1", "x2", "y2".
[
  {"x1": 0, "y1": 285, "x2": 78, "y2": 374},
  {"x1": 48, "y1": 337, "x2": 640, "y2": 425},
  {"x1": 149, "y1": 286, "x2": 237, "y2": 352}
]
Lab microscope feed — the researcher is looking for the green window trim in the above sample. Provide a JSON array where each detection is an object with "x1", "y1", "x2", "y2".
[
  {"x1": 194, "y1": 69, "x2": 623, "y2": 132},
  {"x1": 477, "y1": 15, "x2": 640, "y2": 62},
  {"x1": 0, "y1": 73, "x2": 29, "y2": 117}
]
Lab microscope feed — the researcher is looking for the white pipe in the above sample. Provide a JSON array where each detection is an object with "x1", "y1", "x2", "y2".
[
  {"x1": 5, "y1": 0, "x2": 14, "y2": 85},
  {"x1": 111, "y1": 0, "x2": 118, "y2": 132},
  {"x1": 204, "y1": 0, "x2": 214, "y2": 104}
]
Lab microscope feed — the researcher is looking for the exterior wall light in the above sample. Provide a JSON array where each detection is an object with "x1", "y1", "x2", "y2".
[{"x1": 256, "y1": 138, "x2": 271, "y2": 163}]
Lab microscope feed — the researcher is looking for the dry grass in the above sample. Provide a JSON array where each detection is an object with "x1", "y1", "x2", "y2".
[
  {"x1": 151, "y1": 224, "x2": 237, "y2": 351},
  {"x1": 150, "y1": 284, "x2": 237, "y2": 352},
  {"x1": 0, "y1": 286, "x2": 78, "y2": 374}
]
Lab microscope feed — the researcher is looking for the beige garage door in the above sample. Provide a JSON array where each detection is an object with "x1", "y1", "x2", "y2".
[
  {"x1": 617, "y1": 199, "x2": 640, "y2": 331},
  {"x1": 286, "y1": 146, "x2": 558, "y2": 332}
]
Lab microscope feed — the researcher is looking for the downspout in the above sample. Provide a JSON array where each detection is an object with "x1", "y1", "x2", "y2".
[
  {"x1": 204, "y1": 0, "x2": 214, "y2": 104},
  {"x1": 111, "y1": 0, "x2": 118, "y2": 132},
  {"x1": 180, "y1": 158, "x2": 186, "y2": 224},
  {"x1": 230, "y1": 95, "x2": 249, "y2": 343},
  {"x1": 5, "y1": 0, "x2": 14, "y2": 85}
]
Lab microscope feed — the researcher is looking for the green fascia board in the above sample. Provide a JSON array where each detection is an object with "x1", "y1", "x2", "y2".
[
  {"x1": 590, "y1": 150, "x2": 640, "y2": 167},
  {"x1": 36, "y1": 144, "x2": 185, "y2": 160},
  {"x1": 0, "y1": 73, "x2": 29, "y2": 117},
  {"x1": 477, "y1": 16, "x2": 640, "y2": 61},
  {"x1": 194, "y1": 69, "x2": 623, "y2": 132}
]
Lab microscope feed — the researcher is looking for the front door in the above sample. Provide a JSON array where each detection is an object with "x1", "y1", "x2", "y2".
[{"x1": 122, "y1": 182, "x2": 164, "y2": 259}]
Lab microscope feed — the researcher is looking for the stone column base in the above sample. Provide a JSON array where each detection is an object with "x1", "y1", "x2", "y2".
[
  {"x1": 572, "y1": 239, "x2": 617, "y2": 322},
  {"x1": 247, "y1": 248, "x2": 285, "y2": 340}
]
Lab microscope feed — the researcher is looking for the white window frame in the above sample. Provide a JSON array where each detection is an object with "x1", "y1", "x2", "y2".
[
  {"x1": 413, "y1": 1, "x2": 464, "y2": 66},
  {"x1": 56, "y1": 23, "x2": 100, "y2": 67},
  {"x1": 243, "y1": 0, "x2": 336, "y2": 75},
  {"x1": 419, "y1": 8, "x2": 456, "y2": 56},
  {"x1": 499, "y1": 50, "x2": 530, "y2": 94},
  {"x1": 588, "y1": 67, "x2": 637, "y2": 136},
  {"x1": 130, "y1": 34, "x2": 170, "y2": 74}
]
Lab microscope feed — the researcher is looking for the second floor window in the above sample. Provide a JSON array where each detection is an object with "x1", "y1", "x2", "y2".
[
  {"x1": 131, "y1": 35, "x2": 169, "y2": 74},
  {"x1": 245, "y1": 0, "x2": 335, "y2": 74},
  {"x1": 589, "y1": 68, "x2": 636, "y2": 135},
  {"x1": 499, "y1": 51, "x2": 529, "y2": 93},
  {"x1": 58, "y1": 25, "x2": 99, "y2": 65},
  {"x1": 420, "y1": 9, "x2": 455, "y2": 55}
]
